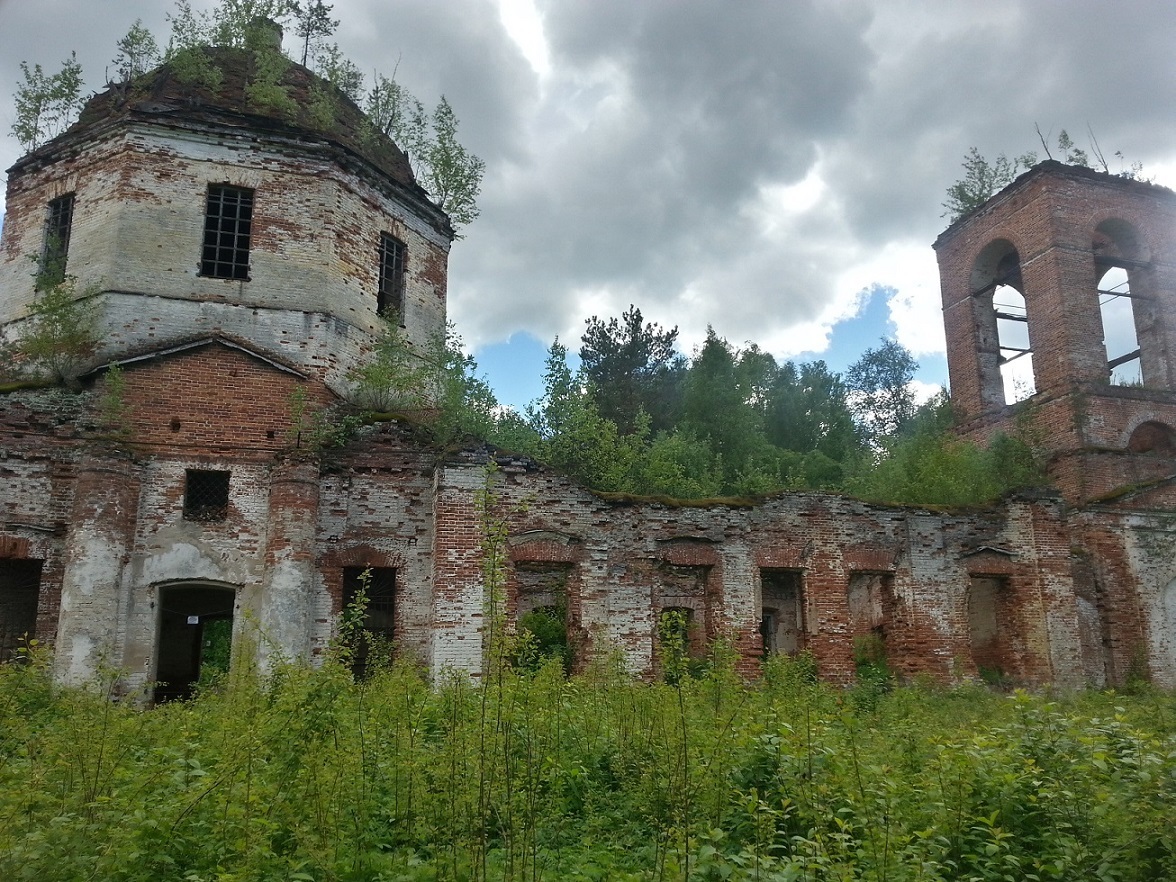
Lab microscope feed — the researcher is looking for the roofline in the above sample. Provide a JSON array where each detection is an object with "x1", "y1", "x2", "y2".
[
  {"x1": 7, "y1": 109, "x2": 455, "y2": 241},
  {"x1": 934, "y1": 160, "x2": 1176, "y2": 249},
  {"x1": 86, "y1": 335, "x2": 311, "y2": 379}
]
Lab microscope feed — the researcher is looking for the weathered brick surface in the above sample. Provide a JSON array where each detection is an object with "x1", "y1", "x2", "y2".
[
  {"x1": 936, "y1": 162, "x2": 1176, "y2": 504},
  {"x1": 3, "y1": 73, "x2": 1175, "y2": 694},
  {"x1": 1, "y1": 127, "x2": 450, "y2": 392}
]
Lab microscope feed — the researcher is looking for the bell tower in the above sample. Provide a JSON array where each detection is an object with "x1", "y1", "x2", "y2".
[{"x1": 935, "y1": 161, "x2": 1176, "y2": 503}]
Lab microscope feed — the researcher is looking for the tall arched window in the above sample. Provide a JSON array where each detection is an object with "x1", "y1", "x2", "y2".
[
  {"x1": 994, "y1": 282, "x2": 1034, "y2": 403},
  {"x1": 1097, "y1": 265, "x2": 1141, "y2": 385},
  {"x1": 971, "y1": 240, "x2": 1034, "y2": 406},
  {"x1": 1094, "y1": 219, "x2": 1150, "y2": 386}
]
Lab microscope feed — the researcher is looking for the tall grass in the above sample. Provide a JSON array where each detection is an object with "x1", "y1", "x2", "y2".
[{"x1": 0, "y1": 651, "x2": 1173, "y2": 881}]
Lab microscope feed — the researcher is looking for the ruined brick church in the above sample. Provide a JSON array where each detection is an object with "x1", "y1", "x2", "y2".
[{"x1": 3, "y1": 48, "x2": 1176, "y2": 699}]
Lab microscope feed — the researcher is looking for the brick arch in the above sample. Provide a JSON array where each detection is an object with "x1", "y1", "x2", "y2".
[
  {"x1": 1093, "y1": 217, "x2": 1151, "y2": 265},
  {"x1": 969, "y1": 237, "x2": 1024, "y2": 293},
  {"x1": 1125, "y1": 420, "x2": 1176, "y2": 457},
  {"x1": 1093, "y1": 217, "x2": 1157, "y2": 386},
  {"x1": 968, "y1": 238, "x2": 1033, "y2": 406}
]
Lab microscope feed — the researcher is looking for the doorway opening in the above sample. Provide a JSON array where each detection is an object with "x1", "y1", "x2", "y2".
[{"x1": 155, "y1": 584, "x2": 236, "y2": 702}]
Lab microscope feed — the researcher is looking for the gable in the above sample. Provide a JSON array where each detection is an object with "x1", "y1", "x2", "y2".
[{"x1": 105, "y1": 340, "x2": 333, "y2": 458}]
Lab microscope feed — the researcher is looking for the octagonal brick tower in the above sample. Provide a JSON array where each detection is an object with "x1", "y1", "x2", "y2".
[
  {"x1": 935, "y1": 161, "x2": 1176, "y2": 504},
  {"x1": 0, "y1": 45, "x2": 453, "y2": 391}
]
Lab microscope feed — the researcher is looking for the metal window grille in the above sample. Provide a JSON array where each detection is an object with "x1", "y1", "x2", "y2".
[
  {"x1": 183, "y1": 469, "x2": 230, "y2": 522},
  {"x1": 201, "y1": 185, "x2": 254, "y2": 280},
  {"x1": 377, "y1": 233, "x2": 406, "y2": 319},
  {"x1": 41, "y1": 194, "x2": 74, "y2": 287},
  {"x1": 0, "y1": 559, "x2": 43, "y2": 661}
]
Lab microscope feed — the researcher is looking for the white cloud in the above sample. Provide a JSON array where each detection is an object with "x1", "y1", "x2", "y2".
[{"x1": 3, "y1": 0, "x2": 1176, "y2": 390}]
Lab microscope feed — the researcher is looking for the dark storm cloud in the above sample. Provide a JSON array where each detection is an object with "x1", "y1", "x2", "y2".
[{"x1": 451, "y1": 0, "x2": 879, "y2": 347}]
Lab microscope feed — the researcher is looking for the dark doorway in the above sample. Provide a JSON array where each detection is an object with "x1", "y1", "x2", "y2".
[
  {"x1": 0, "y1": 559, "x2": 42, "y2": 661},
  {"x1": 760, "y1": 569, "x2": 804, "y2": 655},
  {"x1": 342, "y1": 567, "x2": 396, "y2": 680},
  {"x1": 155, "y1": 585, "x2": 236, "y2": 702}
]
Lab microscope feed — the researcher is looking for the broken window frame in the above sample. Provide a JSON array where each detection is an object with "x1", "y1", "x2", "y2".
[
  {"x1": 183, "y1": 469, "x2": 231, "y2": 522},
  {"x1": 377, "y1": 233, "x2": 407, "y2": 322},
  {"x1": 200, "y1": 184, "x2": 254, "y2": 280}
]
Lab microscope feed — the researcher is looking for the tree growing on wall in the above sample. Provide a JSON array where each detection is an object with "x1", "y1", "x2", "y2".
[
  {"x1": 294, "y1": 0, "x2": 338, "y2": 67},
  {"x1": 10, "y1": 53, "x2": 84, "y2": 151},
  {"x1": 8, "y1": 274, "x2": 98, "y2": 387},
  {"x1": 11, "y1": 0, "x2": 485, "y2": 233},
  {"x1": 943, "y1": 129, "x2": 1145, "y2": 222},
  {"x1": 942, "y1": 146, "x2": 1037, "y2": 222},
  {"x1": 111, "y1": 21, "x2": 161, "y2": 81}
]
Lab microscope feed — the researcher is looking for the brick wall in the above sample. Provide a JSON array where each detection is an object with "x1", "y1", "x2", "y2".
[
  {"x1": 0, "y1": 125, "x2": 450, "y2": 391},
  {"x1": 937, "y1": 163, "x2": 1176, "y2": 505}
]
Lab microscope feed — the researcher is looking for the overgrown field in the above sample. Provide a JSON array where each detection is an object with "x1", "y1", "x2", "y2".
[{"x1": 1, "y1": 654, "x2": 1173, "y2": 881}]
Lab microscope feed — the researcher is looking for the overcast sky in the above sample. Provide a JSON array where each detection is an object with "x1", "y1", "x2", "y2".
[{"x1": 3, "y1": 0, "x2": 1176, "y2": 408}]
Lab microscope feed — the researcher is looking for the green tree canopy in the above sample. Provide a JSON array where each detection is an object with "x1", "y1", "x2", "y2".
[
  {"x1": 846, "y1": 338, "x2": 918, "y2": 446},
  {"x1": 579, "y1": 304, "x2": 684, "y2": 435}
]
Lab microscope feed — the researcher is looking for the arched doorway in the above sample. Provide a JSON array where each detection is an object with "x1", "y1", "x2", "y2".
[{"x1": 155, "y1": 583, "x2": 237, "y2": 702}]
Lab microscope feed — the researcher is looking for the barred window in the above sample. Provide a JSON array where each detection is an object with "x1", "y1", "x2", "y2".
[
  {"x1": 377, "y1": 233, "x2": 406, "y2": 321},
  {"x1": 200, "y1": 185, "x2": 253, "y2": 280},
  {"x1": 40, "y1": 194, "x2": 74, "y2": 288},
  {"x1": 183, "y1": 469, "x2": 230, "y2": 522}
]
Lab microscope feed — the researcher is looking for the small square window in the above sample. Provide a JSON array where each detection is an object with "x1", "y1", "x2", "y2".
[
  {"x1": 183, "y1": 470, "x2": 230, "y2": 522},
  {"x1": 40, "y1": 194, "x2": 74, "y2": 289},
  {"x1": 377, "y1": 233, "x2": 406, "y2": 321},
  {"x1": 200, "y1": 185, "x2": 253, "y2": 280}
]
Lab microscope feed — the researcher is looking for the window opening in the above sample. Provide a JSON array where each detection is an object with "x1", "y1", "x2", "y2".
[
  {"x1": 514, "y1": 562, "x2": 571, "y2": 672},
  {"x1": 155, "y1": 585, "x2": 235, "y2": 702},
  {"x1": 994, "y1": 283, "x2": 1034, "y2": 403},
  {"x1": 656, "y1": 563, "x2": 709, "y2": 658},
  {"x1": 657, "y1": 606, "x2": 699, "y2": 683},
  {"x1": 968, "y1": 576, "x2": 1012, "y2": 682},
  {"x1": 40, "y1": 194, "x2": 74, "y2": 288},
  {"x1": 183, "y1": 470, "x2": 230, "y2": 522},
  {"x1": 200, "y1": 185, "x2": 254, "y2": 280},
  {"x1": 0, "y1": 559, "x2": 42, "y2": 662},
  {"x1": 760, "y1": 569, "x2": 804, "y2": 655},
  {"x1": 343, "y1": 567, "x2": 396, "y2": 679},
  {"x1": 1097, "y1": 266, "x2": 1142, "y2": 385},
  {"x1": 377, "y1": 233, "x2": 407, "y2": 320}
]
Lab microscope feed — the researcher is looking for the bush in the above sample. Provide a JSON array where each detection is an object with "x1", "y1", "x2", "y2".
[{"x1": 0, "y1": 657, "x2": 1172, "y2": 880}]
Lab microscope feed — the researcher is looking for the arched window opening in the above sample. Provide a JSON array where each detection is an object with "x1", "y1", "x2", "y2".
[
  {"x1": 1127, "y1": 420, "x2": 1176, "y2": 457},
  {"x1": 994, "y1": 283, "x2": 1034, "y2": 403},
  {"x1": 969, "y1": 241, "x2": 1033, "y2": 408},
  {"x1": 1097, "y1": 265, "x2": 1142, "y2": 385}
]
